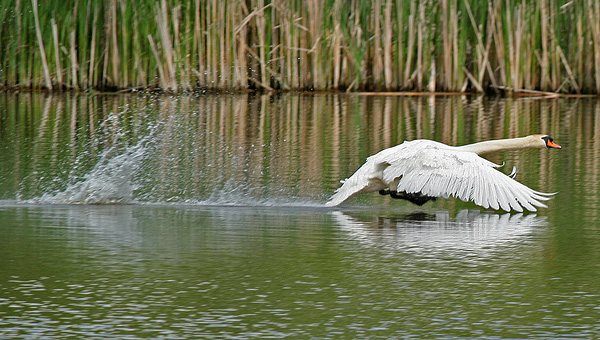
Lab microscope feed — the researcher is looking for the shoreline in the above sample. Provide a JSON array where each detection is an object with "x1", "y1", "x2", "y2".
[{"x1": 1, "y1": 87, "x2": 597, "y2": 99}]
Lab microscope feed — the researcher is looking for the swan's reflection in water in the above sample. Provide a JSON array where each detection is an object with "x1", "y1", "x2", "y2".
[{"x1": 331, "y1": 209, "x2": 548, "y2": 256}]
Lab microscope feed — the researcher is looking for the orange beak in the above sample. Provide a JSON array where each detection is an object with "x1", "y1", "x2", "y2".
[{"x1": 547, "y1": 140, "x2": 561, "y2": 149}]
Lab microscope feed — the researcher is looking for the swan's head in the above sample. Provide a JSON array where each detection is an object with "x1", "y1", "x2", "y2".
[{"x1": 535, "y1": 135, "x2": 561, "y2": 149}]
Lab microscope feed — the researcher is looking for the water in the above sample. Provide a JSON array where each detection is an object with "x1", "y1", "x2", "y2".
[{"x1": 1, "y1": 93, "x2": 599, "y2": 338}]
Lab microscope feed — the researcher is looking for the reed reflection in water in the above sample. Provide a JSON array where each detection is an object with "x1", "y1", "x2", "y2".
[{"x1": 0, "y1": 92, "x2": 589, "y2": 210}]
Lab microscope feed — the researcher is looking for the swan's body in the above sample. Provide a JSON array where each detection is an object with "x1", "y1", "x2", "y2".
[{"x1": 325, "y1": 135, "x2": 561, "y2": 212}]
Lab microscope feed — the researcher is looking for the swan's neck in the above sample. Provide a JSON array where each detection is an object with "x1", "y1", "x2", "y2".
[{"x1": 456, "y1": 136, "x2": 542, "y2": 155}]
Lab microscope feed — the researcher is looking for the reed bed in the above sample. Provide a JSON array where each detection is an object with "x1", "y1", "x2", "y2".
[{"x1": 0, "y1": 0, "x2": 598, "y2": 93}]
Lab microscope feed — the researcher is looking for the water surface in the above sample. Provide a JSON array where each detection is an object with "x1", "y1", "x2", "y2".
[{"x1": 1, "y1": 93, "x2": 599, "y2": 338}]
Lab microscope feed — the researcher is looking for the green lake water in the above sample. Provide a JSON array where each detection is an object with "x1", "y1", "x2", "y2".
[{"x1": 0, "y1": 93, "x2": 599, "y2": 338}]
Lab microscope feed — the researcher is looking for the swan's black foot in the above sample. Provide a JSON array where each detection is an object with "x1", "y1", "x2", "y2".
[
  {"x1": 379, "y1": 189, "x2": 391, "y2": 196},
  {"x1": 387, "y1": 190, "x2": 437, "y2": 206},
  {"x1": 389, "y1": 190, "x2": 403, "y2": 199}
]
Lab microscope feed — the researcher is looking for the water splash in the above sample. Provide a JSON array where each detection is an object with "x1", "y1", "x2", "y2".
[
  {"x1": 16, "y1": 95, "x2": 332, "y2": 207},
  {"x1": 32, "y1": 133, "x2": 154, "y2": 205},
  {"x1": 25, "y1": 113, "x2": 323, "y2": 207}
]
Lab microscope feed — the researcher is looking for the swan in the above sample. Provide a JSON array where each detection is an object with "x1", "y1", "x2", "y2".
[{"x1": 325, "y1": 134, "x2": 561, "y2": 212}]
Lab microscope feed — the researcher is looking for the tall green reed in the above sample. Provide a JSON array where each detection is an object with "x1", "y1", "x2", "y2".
[{"x1": 0, "y1": 0, "x2": 597, "y2": 94}]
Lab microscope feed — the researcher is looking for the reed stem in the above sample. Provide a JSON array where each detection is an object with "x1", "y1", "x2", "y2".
[{"x1": 31, "y1": 0, "x2": 52, "y2": 90}]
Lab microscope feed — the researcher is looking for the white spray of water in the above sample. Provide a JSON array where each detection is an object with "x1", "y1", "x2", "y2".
[
  {"x1": 34, "y1": 139, "x2": 149, "y2": 205},
  {"x1": 26, "y1": 108, "x2": 324, "y2": 207}
]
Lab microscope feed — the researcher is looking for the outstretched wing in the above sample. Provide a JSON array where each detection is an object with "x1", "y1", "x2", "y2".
[
  {"x1": 386, "y1": 146, "x2": 554, "y2": 212},
  {"x1": 324, "y1": 141, "x2": 426, "y2": 207},
  {"x1": 324, "y1": 155, "x2": 390, "y2": 207}
]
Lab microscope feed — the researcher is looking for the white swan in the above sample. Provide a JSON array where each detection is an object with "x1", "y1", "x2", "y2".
[{"x1": 325, "y1": 135, "x2": 561, "y2": 212}]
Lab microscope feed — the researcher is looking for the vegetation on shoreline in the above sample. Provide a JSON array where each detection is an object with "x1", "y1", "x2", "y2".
[{"x1": 1, "y1": 0, "x2": 599, "y2": 94}]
